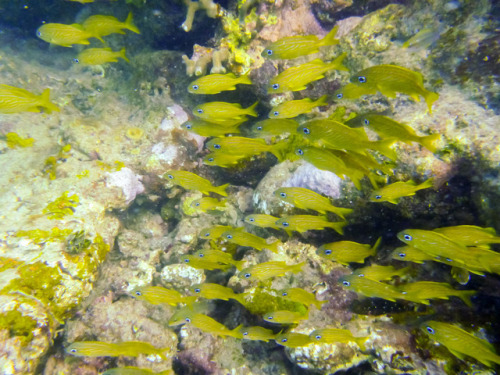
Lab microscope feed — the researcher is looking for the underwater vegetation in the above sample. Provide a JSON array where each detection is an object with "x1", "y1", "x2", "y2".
[{"x1": 0, "y1": 0, "x2": 500, "y2": 374}]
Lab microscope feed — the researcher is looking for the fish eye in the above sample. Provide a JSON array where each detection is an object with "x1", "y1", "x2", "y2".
[
  {"x1": 357, "y1": 273, "x2": 365, "y2": 277},
  {"x1": 213, "y1": 144, "x2": 221, "y2": 150},
  {"x1": 167, "y1": 174, "x2": 174, "y2": 179},
  {"x1": 195, "y1": 202, "x2": 200, "y2": 207},
  {"x1": 226, "y1": 234, "x2": 233, "y2": 239},
  {"x1": 192, "y1": 85, "x2": 199, "y2": 90},
  {"x1": 281, "y1": 292, "x2": 287, "y2": 296},
  {"x1": 208, "y1": 157, "x2": 214, "y2": 162},
  {"x1": 336, "y1": 93, "x2": 343, "y2": 99},
  {"x1": 342, "y1": 280, "x2": 350, "y2": 287},
  {"x1": 375, "y1": 195, "x2": 382, "y2": 200},
  {"x1": 135, "y1": 291, "x2": 142, "y2": 296},
  {"x1": 358, "y1": 76, "x2": 367, "y2": 83},
  {"x1": 302, "y1": 127, "x2": 310, "y2": 135},
  {"x1": 273, "y1": 111, "x2": 279, "y2": 116},
  {"x1": 266, "y1": 49, "x2": 273, "y2": 56},
  {"x1": 73, "y1": 58, "x2": 79, "y2": 64},
  {"x1": 197, "y1": 109, "x2": 203, "y2": 114},
  {"x1": 244, "y1": 273, "x2": 251, "y2": 278},
  {"x1": 296, "y1": 148, "x2": 304, "y2": 156},
  {"x1": 426, "y1": 326, "x2": 435, "y2": 334},
  {"x1": 272, "y1": 83, "x2": 279, "y2": 90},
  {"x1": 243, "y1": 331, "x2": 248, "y2": 335},
  {"x1": 281, "y1": 222, "x2": 289, "y2": 227},
  {"x1": 364, "y1": 119, "x2": 369, "y2": 125},
  {"x1": 70, "y1": 348, "x2": 77, "y2": 353},
  {"x1": 445, "y1": 258, "x2": 452, "y2": 262},
  {"x1": 194, "y1": 288, "x2": 201, "y2": 293},
  {"x1": 184, "y1": 258, "x2": 190, "y2": 263},
  {"x1": 185, "y1": 317, "x2": 191, "y2": 323},
  {"x1": 279, "y1": 192, "x2": 286, "y2": 197},
  {"x1": 186, "y1": 124, "x2": 192, "y2": 129},
  {"x1": 198, "y1": 253, "x2": 204, "y2": 258},
  {"x1": 281, "y1": 338, "x2": 287, "y2": 343},
  {"x1": 249, "y1": 218, "x2": 255, "y2": 222},
  {"x1": 256, "y1": 126, "x2": 262, "y2": 131},
  {"x1": 403, "y1": 234, "x2": 412, "y2": 241},
  {"x1": 398, "y1": 252, "x2": 406, "y2": 258},
  {"x1": 324, "y1": 249, "x2": 332, "y2": 255},
  {"x1": 267, "y1": 316, "x2": 273, "y2": 320}
]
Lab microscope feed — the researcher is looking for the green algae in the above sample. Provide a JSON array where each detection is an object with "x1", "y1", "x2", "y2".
[
  {"x1": 15, "y1": 227, "x2": 74, "y2": 244},
  {"x1": 43, "y1": 191, "x2": 80, "y2": 220},
  {"x1": 65, "y1": 230, "x2": 92, "y2": 255},
  {"x1": 42, "y1": 144, "x2": 72, "y2": 180},
  {"x1": 243, "y1": 284, "x2": 308, "y2": 317},
  {"x1": 4, "y1": 132, "x2": 35, "y2": 149},
  {"x1": 0, "y1": 309, "x2": 38, "y2": 346}
]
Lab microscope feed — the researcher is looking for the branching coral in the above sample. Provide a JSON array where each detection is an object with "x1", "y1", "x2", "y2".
[
  {"x1": 182, "y1": 45, "x2": 230, "y2": 76},
  {"x1": 182, "y1": 0, "x2": 224, "y2": 32}
]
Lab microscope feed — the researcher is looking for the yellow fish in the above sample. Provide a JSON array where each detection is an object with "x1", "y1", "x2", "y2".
[
  {"x1": 191, "y1": 197, "x2": 226, "y2": 213},
  {"x1": 370, "y1": 178, "x2": 434, "y2": 204},
  {"x1": 295, "y1": 146, "x2": 363, "y2": 189},
  {"x1": 0, "y1": 85, "x2": 59, "y2": 114},
  {"x1": 202, "y1": 153, "x2": 245, "y2": 168},
  {"x1": 168, "y1": 302, "x2": 208, "y2": 326},
  {"x1": 66, "y1": 341, "x2": 168, "y2": 359},
  {"x1": 262, "y1": 26, "x2": 339, "y2": 60},
  {"x1": 181, "y1": 119, "x2": 241, "y2": 137},
  {"x1": 131, "y1": 286, "x2": 194, "y2": 306},
  {"x1": 274, "y1": 187, "x2": 353, "y2": 219},
  {"x1": 239, "y1": 326, "x2": 276, "y2": 342},
  {"x1": 275, "y1": 215, "x2": 346, "y2": 235},
  {"x1": 240, "y1": 261, "x2": 305, "y2": 281},
  {"x1": 192, "y1": 249, "x2": 244, "y2": 270},
  {"x1": 274, "y1": 332, "x2": 313, "y2": 348},
  {"x1": 397, "y1": 229, "x2": 471, "y2": 265},
  {"x1": 279, "y1": 287, "x2": 326, "y2": 309},
  {"x1": 250, "y1": 119, "x2": 299, "y2": 137},
  {"x1": 198, "y1": 225, "x2": 235, "y2": 240},
  {"x1": 263, "y1": 310, "x2": 309, "y2": 324},
  {"x1": 102, "y1": 367, "x2": 173, "y2": 375},
  {"x1": 190, "y1": 313, "x2": 243, "y2": 339},
  {"x1": 350, "y1": 64, "x2": 439, "y2": 112},
  {"x1": 433, "y1": 225, "x2": 500, "y2": 246},
  {"x1": 191, "y1": 283, "x2": 246, "y2": 305},
  {"x1": 334, "y1": 83, "x2": 377, "y2": 100},
  {"x1": 82, "y1": 12, "x2": 140, "y2": 39},
  {"x1": 268, "y1": 95, "x2": 328, "y2": 119},
  {"x1": 309, "y1": 328, "x2": 369, "y2": 351},
  {"x1": 164, "y1": 170, "x2": 229, "y2": 196},
  {"x1": 268, "y1": 54, "x2": 348, "y2": 93},
  {"x1": 317, "y1": 238, "x2": 380, "y2": 265},
  {"x1": 244, "y1": 214, "x2": 282, "y2": 231},
  {"x1": 76, "y1": 47, "x2": 129, "y2": 65},
  {"x1": 346, "y1": 114, "x2": 440, "y2": 153},
  {"x1": 206, "y1": 136, "x2": 284, "y2": 161},
  {"x1": 339, "y1": 274, "x2": 406, "y2": 302},
  {"x1": 352, "y1": 265, "x2": 410, "y2": 281},
  {"x1": 181, "y1": 254, "x2": 232, "y2": 271},
  {"x1": 193, "y1": 101, "x2": 258, "y2": 122},
  {"x1": 222, "y1": 228, "x2": 281, "y2": 253},
  {"x1": 398, "y1": 281, "x2": 475, "y2": 306},
  {"x1": 188, "y1": 73, "x2": 252, "y2": 94},
  {"x1": 390, "y1": 246, "x2": 434, "y2": 264},
  {"x1": 298, "y1": 119, "x2": 397, "y2": 160},
  {"x1": 402, "y1": 27, "x2": 443, "y2": 50},
  {"x1": 36, "y1": 23, "x2": 96, "y2": 46},
  {"x1": 422, "y1": 321, "x2": 500, "y2": 367}
]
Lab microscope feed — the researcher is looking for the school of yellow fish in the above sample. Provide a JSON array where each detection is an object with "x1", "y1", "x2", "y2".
[{"x1": 3, "y1": 6, "x2": 499, "y2": 373}]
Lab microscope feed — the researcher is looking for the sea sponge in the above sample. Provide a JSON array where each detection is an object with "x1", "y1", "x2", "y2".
[{"x1": 182, "y1": 0, "x2": 223, "y2": 32}]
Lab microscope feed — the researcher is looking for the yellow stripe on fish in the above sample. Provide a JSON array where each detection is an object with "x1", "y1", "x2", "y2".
[
  {"x1": 433, "y1": 225, "x2": 500, "y2": 246},
  {"x1": 263, "y1": 310, "x2": 309, "y2": 324},
  {"x1": 190, "y1": 313, "x2": 243, "y2": 339},
  {"x1": 164, "y1": 170, "x2": 229, "y2": 196},
  {"x1": 192, "y1": 249, "x2": 244, "y2": 270},
  {"x1": 190, "y1": 197, "x2": 226, "y2": 213},
  {"x1": 222, "y1": 228, "x2": 281, "y2": 253},
  {"x1": 198, "y1": 225, "x2": 236, "y2": 240},
  {"x1": 0, "y1": 85, "x2": 59, "y2": 114},
  {"x1": 268, "y1": 95, "x2": 328, "y2": 119},
  {"x1": 274, "y1": 332, "x2": 313, "y2": 348},
  {"x1": 250, "y1": 119, "x2": 299, "y2": 137},
  {"x1": 351, "y1": 64, "x2": 439, "y2": 113},
  {"x1": 76, "y1": 47, "x2": 129, "y2": 65},
  {"x1": 206, "y1": 136, "x2": 285, "y2": 161},
  {"x1": 66, "y1": 341, "x2": 168, "y2": 359},
  {"x1": 262, "y1": 25, "x2": 339, "y2": 60},
  {"x1": 240, "y1": 261, "x2": 305, "y2": 281},
  {"x1": 268, "y1": 54, "x2": 348, "y2": 93},
  {"x1": 239, "y1": 326, "x2": 276, "y2": 342},
  {"x1": 194, "y1": 101, "x2": 258, "y2": 122},
  {"x1": 188, "y1": 72, "x2": 252, "y2": 94},
  {"x1": 131, "y1": 286, "x2": 194, "y2": 306},
  {"x1": 82, "y1": 12, "x2": 140, "y2": 39},
  {"x1": 317, "y1": 238, "x2": 380, "y2": 265},
  {"x1": 191, "y1": 283, "x2": 247, "y2": 305},
  {"x1": 244, "y1": 214, "x2": 282, "y2": 231},
  {"x1": 203, "y1": 153, "x2": 246, "y2": 168},
  {"x1": 181, "y1": 254, "x2": 232, "y2": 271},
  {"x1": 279, "y1": 287, "x2": 326, "y2": 309},
  {"x1": 181, "y1": 119, "x2": 242, "y2": 137},
  {"x1": 352, "y1": 264, "x2": 410, "y2": 281},
  {"x1": 309, "y1": 328, "x2": 369, "y2": 351},
  {"x1": 370, "y1": 178, "x2": 434, "y2": 204},
  {"x1": 36, "y1": 23, "x2": 95, "y2": 47},
  {"x1": 398, "y1": 281, "x2": 475, "y2": 306},
  {"x1": 275, "y1": 215, "x2": 346, "y2": 235},
  {"x1": 339, "y1": 274, "x2": 406, "y2": 302}
]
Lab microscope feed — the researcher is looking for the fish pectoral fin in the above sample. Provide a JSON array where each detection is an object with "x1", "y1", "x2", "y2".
[
  {"x1": 388, "y1": 198, "x2": 399, "y2": 204},
  {"x1": 447, "y1": 348, "x2": 467, "y2": 361},
  {"x1": 291, "y1": 86, "x2": 308, "y2": 91},
  {"x1": 377, "y1": 86, "x2": 398, "y2": 98}
]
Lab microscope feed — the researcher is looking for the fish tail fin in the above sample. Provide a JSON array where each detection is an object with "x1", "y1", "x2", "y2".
[
  {"x1": 40, "y1": 89, "x2": 60, "y2": 113},
  {"x1": 329, "y1": 52, "x2": 348, "y2": 71},
  {"x1": 356, "y1": 336, "x2": 369, "y2": 351},
  {"x1": 183, "y1": 296, "x2": 198, "y2": 306},
  {"x1": 327, "y1": 206, "x2": 353, "y2": 220},
  {"x1": 319, "y1": 25, "x2": 339, "y2": 47},
  {"x1": 293, "y1": 262, "x2": 306, "y2": 273},
  {"x1": 245, "y1": 100, "x2": 259, "y2": 117},
  {"x1": 373, "y1": 138, "x2": 397, "y2": 160},
  {"x1": 417, "y1": 177, "x2": 434, "y2": 191},
  {"x1": 230, "y1": 324, "x2": 244, "y2": 339},
  {"x1": 234, "y1": 293, "x2": 247, "y2": 305},
  {"x1": 327, "y1": 221, "x2": 346, "y2": 235},
  {"x1": 371, "y1": 237, "x2": 382, "y2": 254},
  {"x1": 267, "y1": 239, "x2": 282, "y2": 253},
  {"x1": 424, "y1": 90, "x2": 439, "y2": 113},
  {"x1": 233, "y1": 259, "x2": 245, "y2": 271},
  {"x1": 419, "y1": 133, "x2": 440, "y2": 153},
  {"x1": 314, "y1": 94, "x2": 329, "y2": 107},
  {"x1": 314, "y1": 299, "x2": 328, "y2": 310},
  {"x1": 125, "y1": 12, "x2": 141, "y2": 34},
  {"x1": 214, "y1": 183, "x2": 229, "y2": 197},
  {"x1": 119, "y1": 47, "x2": 130, "y2": 63},
  {"x1": 269, "y1": 141, "x2": 289, "y2": 162},
  {"x1": 238, "y1": 72, "x2": 253, "y2": 85},
  {"x1": 459, "y1": 290, "x2": 476, "y2": 307}
]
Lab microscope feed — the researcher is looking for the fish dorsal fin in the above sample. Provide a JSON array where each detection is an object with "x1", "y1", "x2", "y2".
[
  {"x1": 406, "y1": 180, "x2": 417, "y2": 186},
  {"x1": 70, "y1": 23, "x2": 84, "y2": 30},
  {"x1": 309, "y1": 58, "x2": 324, "y2": 65}
]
